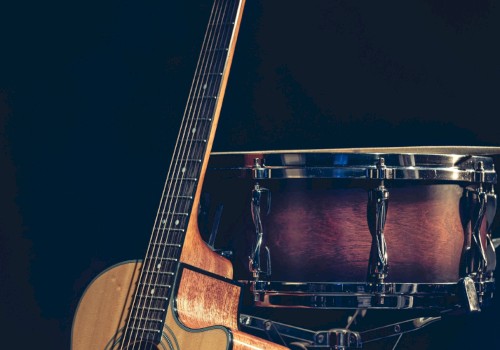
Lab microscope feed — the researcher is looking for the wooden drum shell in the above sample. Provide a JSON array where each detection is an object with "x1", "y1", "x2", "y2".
[
  {"x1": 201, "y1": 150, "x2": 495, "y2": 285},
  {"x1": 201, "y1": 178, "x2": 472, "y2": 284}
]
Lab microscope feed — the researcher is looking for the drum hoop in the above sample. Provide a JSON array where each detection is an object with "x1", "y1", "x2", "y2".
[
  {"x1": 208, "y1": 151, "x2": 497, "y2": 183},
  {"x1": 242, "y1": 280, "x2": 495, "y2": 310}
]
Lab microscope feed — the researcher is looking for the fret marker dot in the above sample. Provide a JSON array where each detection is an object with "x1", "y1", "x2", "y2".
[
  {"x1": 161, "y1": 219, "x2": 167, "y2": 225},
  {"x1": 150, "y1": 289, "x2": 155, "y2": 295},
  {"x1": 175, "y1": 219, "x2": 180, "y2": 226},
  {"x1": 192, "y1": 128, "x2": 196, "y2": 134},
  {"x1": 181, "y1": 167, "x2": 186, "y2": 173},
  {"x1": 157, "y1": 263, "x2": 161, "y2": 269},
  {"x1": 203, "y1": 83, "x2": 207, "y2": 90}
]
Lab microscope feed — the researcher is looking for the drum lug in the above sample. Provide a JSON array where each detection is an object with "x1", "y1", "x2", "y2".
[
  {"x1": 252, "y1": 157, "x2": 270, "y2": 179},
  {"x1": 471, "y1": 163, "x2": 488, "y2": 280},
  {"x1": 485, "y1": 188, "x2": 497, "y2": 277},
  {"x1": 366, "y1": 157, "x2": 393, "y2": 180},
  {"x1": 367, "y1": 160, "x2": 389, "y2": 290},
  {"x1": 471, "y1": 189, "x2": 487, "y2": 276},
  {"x1": 249, "y1": 183, "x2": 272, "y2": 280},
  {"x1": 460, "y1": 164, "x2": 491, "y2": 292}
]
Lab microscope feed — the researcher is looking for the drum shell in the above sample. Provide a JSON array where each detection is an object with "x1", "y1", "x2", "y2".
[{"x1": 201, "y1": 176, "x2": 485, "y2": 284}]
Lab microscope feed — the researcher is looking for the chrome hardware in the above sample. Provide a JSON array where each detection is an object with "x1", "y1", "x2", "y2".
[
  {"x1": 486, "y1": 186, "x2": 497, "y2": 233},
  {"x1": 210, "y1": 151, "x2": 497, "y2": 183},
  {"x1": 316, "y1": 329, "x2": 362, "y2": 349},
  {"x1": 252, "y1": 157, "x2": 270, "y2": 179},
  {"x1": 360, "y1": 317, "x2": 440, "y2": 344},
  {"x1": 474, "y1": 161, "x2": 486, "y2": 183},
  {"x1": 485, "y1": 188, "x2": 497, "y2": 276},
  {"x1": 239, "y1": 313, "x2": 440, "y2": 349},
  {"x1": 246, "y1": 279, "x2": 495, "y2": 310},
  {"x1": 459, "y1": 188, "x2": 473, "y2": 277},
  {"x1": 367, "y1": 161, "x2": 389, "y2": 289},
  {"x1": 465, "y1": 162, "x2": 489, "y2": 287},
  {"x1": 460, "y1": 184, "x2": 489, "y2": 287},
  {"x1": 366, "y1": 157, "x2": 393, "y2": 180},
  {"x1": 458, "y1": 276, "x2": 481, "y2": 313},
  {"x1": 493, "y1": 238, "x2": 500, "y2": 249},
  {"x1": 470, "y1": 187, "x2": 487, "y2": 277},
  {"x1": 249, "y1": 183, "x2": 272, "y2": 281}
]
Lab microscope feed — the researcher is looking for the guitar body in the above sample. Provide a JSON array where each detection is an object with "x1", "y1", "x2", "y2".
[{"x1": 72, "y1": 260, "x2": 286, "y2": 350}]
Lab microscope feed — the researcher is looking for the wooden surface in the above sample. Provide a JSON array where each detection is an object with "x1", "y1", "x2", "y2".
[
  {"x1": 202, "y1": 179, "x2": 471, "y2": 283},
  {"x1": 72, "y1": 261, "x2": 289, "y2": 349},
  {"x1": 72, "y1": 261, "x2": 142, "y2": 349},
  {"x1": 176, "y1": 267, "x2": 240, "y2": 330},
  {"x1": 175, "y1": 266, "x2": 289, "y2": 350}
]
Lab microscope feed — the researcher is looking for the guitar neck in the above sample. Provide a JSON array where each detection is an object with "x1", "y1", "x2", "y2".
[{"x1": 125, "y1": 0, "x2": 246, "y2": 343}]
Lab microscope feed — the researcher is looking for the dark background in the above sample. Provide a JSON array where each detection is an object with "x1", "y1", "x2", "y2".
[{"x1": 1, "y1": 0, "x2": 499, "y2": 348}]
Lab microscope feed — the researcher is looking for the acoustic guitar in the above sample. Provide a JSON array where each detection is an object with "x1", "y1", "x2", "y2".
[{"x1": 72, "y1": 1, "x2": 287, "y2": 349}]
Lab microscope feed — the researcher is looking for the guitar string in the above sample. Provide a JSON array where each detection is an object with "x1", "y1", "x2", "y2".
[
  {"x1": 150, "y1": 0, "x2": 238, "y2": 340},
  {"x1": 126, "y1": 0, "x2": 223, "y2": 346},
  {"x1": 119, "y1": 1, "x2": 226, "y2": 349},
  {"x1": 124, "y1": 0, "x2": 238, "y2": 348},
  {"x1": 142, "y1": 1, "x2": 229, "y2": 348},
  {"x1": 149, "y1": 0, "x2": 234, "y2": 315},
  {"x1": 144, "y1": 0, "x2": 236, "y2": 347}
]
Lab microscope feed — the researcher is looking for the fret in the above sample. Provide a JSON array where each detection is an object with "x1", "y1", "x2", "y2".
[
  {"x1": 143, "y1": 268, "x2": 176, "y2": 276},
  {"x1": 154, "y1": 225, "x2": 187, "y2": 233},
  {"x1": 147, "y1": 256, "x2": 178, "y2": 261},
  {"x1": 141, "y1": 282, "x2": 173, "y2": 289},
  {"x1": 202, "y1": 47, "x2": 229, "y2": 54},
  {"x1": 127, "y1": 326, "x2": 161, "y2": 333},
  {"x1": 185, "y1": 138, "x2": 207, "y2": 143},
  {"x1": 166, "y1": 195, "x2": 193, "y2": 200},
  {"x1": 155, "y1": 228, "x2": 185, "y2": 233},
  {"x1": 208, "y1": 22, "x2": 235, "y2": 27},
  {"x1": 150, "y1": 283, "x2": 172, "y2": 289},
  {"x1": 145, "y1": 256, "x2": 178, "y2": 263},
  {"x1": 150, "y1": 242, "x2": 182, "y2": 247},
  {"x1": 130, "y1": 316, "x2": 164, "y2": 323},
  {"x1": 177, "y1": 158, "x2": 202, "y2": 163},
  {"x1": 193, "y1": 95, "x2": 217, "y2": 100},
  {"x1": 168, "y1": 177, "x2": 197, "y2": 182},
  {"x1": 136, "y1": 294, "x2": 170, "y2": 300},
  {"x1": 161, "y1": 210, "x2": 190, "y2": 216},
  {"x1": 140, "y1": 306, "x2": 166, "y2": 312}
]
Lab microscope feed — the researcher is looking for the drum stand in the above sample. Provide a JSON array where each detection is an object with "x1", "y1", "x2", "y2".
[{"x1": 239, "y1": 312, "x2": 441, "y2": 350}]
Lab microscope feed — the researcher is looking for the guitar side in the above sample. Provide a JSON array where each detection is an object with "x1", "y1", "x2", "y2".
[{"x1": 72, "y1": 261, "x2": 288, "y2": 350}]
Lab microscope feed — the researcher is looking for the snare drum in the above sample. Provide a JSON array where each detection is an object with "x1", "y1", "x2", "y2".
[{"x1": 202, "y1": 149, "x2": 497, "y2": 310}]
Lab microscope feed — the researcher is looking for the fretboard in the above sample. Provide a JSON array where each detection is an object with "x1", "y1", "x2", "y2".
[{"x1": 123, "y1": 0, "x2": 245, "y2": 345}]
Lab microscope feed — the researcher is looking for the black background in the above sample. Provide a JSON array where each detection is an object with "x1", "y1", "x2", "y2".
[{"x1": 1, "y1": 0, "x2": 499, "y2": 349}]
